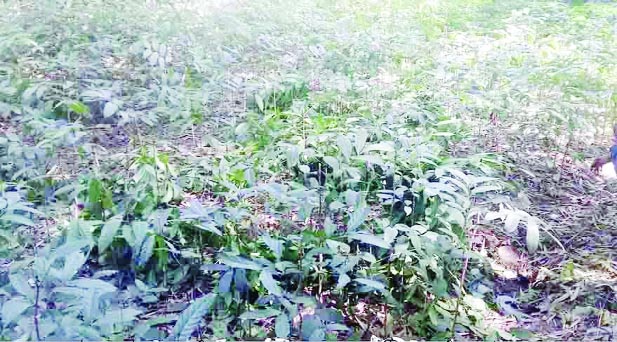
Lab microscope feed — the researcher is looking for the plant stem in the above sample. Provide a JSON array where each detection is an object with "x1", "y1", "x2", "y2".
[
  {"x1": 450, "y1": 224, "x2": 473, "y2": 338},
  {"x1": 34, "y1": 276, "x2": 41, "y2": 341}
]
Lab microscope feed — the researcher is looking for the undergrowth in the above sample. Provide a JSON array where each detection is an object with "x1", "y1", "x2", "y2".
[{"x1": 1, "y1": 0, "x2": 616, "y2": 340}]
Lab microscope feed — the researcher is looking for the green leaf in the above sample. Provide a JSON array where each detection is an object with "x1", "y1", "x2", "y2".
[
  {"x1": 409, "y1": 232, "x2": 423, "y2": 253},
  {"x1": 88, "y1": 178, "x2": 102, "y2": 204},
  {"x1": 235, "y1": 122, "x2": 250, "y2": 136},
  {"x1": 134, "y1": 316, "x2": 177, "y2": 339},
  {"x1": 255, "y1": 94, "x2": 265, "y2": 112},
  {"x1": 52, "y1": 237, "x2": 92, "y2": 261},
  {"x1": 446, "y1": 207, "x2": 466, "y2": 226},
  {"x1": 275, "y1": 313, "x2": 290, "y2": 338},
  {"x1": 239, "y1": 308, "x2": 281, "y2": 320},
  {"x1": 328, "y1": 201, "x2": 345, "y2": 212},
  {"x1": 336, "y1": 135, "x2": 352, "y2": 159},
  {"x1": 7, "y1": 203, "x2": 45, "y2": 217},
  {"x1": 53, "y1": 183, "x2": 80, "y2": 198},
  {"x1": 9, "y1": 272, "x2": 34, "y2": 299},
  {"x1": 0, "y1": 213, "x2": 35, "y2": 226},
  {"x1": 322, "y1": 156, "x2": 340, "y2": 173},
  {"x1": 135, "y1": 235, "x2": 155, "y2": 266},
  {"x1": 171, "y1": 293, "x2": 216, "y2": 341},
  {"x1": 259, "y1": 270, "x2": 283, "y2": 296},
  {"x1": 74, "y1": 325, "x2": 102, "y2": 340},
  {"x1": 309, "y1": 328, "x2": 325, "y2": 341},
  {"x1": 471, "y1": 184, "x2": 502, "y2": 195},
  {"x1": 66, "y1": 278, "x2": 117, "y2": 293},
  {"x1": 103, "y1": 101, "x2": 119, "y2": 118},
  {"x1": 316, "y1": 308, "x2": 343, "y2": 322},
  {"x1": 218, "y1": 254, "x2": 262, "y2": 270},
  {"x1": 383, "y1": 226, "x2": 398, "y2": 244},
  {"x1": 131, "y1": 221, "x2": 150, "y2": 246},
  {"x1": 347, "y1": 205, "x2": 369, "y2": 231},
  {"x1": 336, "y1": 274, "x2": 350, "y2": 289},
  {"x1": 149, "y1": 209, "x2": 170, "y2": 233},
  {"x1": 262, "y1": 234, "x2": 283, "y2": 258},
  {"x1": 57, "y1": 251, "x2": 87, "y2": 281},
  {"x1": 354, "y1": 129, "x2": 368, "y2": 154},
  {"x1": 348, "y1": 233, "x2": 390, "y2": 249},
  {"x1": 432, "y1": 132, "x2": 454, "y2": 137},
  {"x1": 285, "y1": 145, "x2": 300, "y2": 168},
  {"x1": 99, "y1": 215, "x2": 122, "y2": 253},
  {"x1": 218, "y1": 270, "x2": 233, "y2": 293},
  {"x1": 94, "y1": 307, "x2": 142, "y2": 328},
  {"x1": 69, "y1": 101, "x2": 90, "y2": 114},
  {"x1": 360, "y1": 252, "x2": 376, "y2": 263},
  {"x1": 1, "y1": 296, "x2": 31, "y2": 327},
  {"x1": 195, "y1": 224, "x2": 223, "y2": 236},
  {"x1": 353, "y1": 154, "x2": 384, "y2": 166},
  {"x1": 326, "y1": 239, "x2": 350, "y2": 254},
  {"x1": 365, "y1": 141, "x2": 395, "y2": 152},
  {"x1": 302, "y1": 315, "x2": 325, "y2": 341},
  {"x1": 0, "y1": 85, "x2": 16, "y2": 96},
  {"x1": 326, "y1": 323, "x2": 350, "y2": 331},
  {"x1": 324, "y1": 217, "x2": 337, "y2": 236},
  {"x1": 354, "y1": 278, "x2": 385, "y2": 291}
]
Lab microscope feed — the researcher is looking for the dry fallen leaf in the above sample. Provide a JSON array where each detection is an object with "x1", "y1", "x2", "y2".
[{"x1": 497, "y1": 245, "x2": 521, "y2": 267}]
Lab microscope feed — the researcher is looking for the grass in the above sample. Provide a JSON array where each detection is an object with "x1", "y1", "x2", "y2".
[{"x1": 0, "y1": 0, "x2": 616, "y2": 340}]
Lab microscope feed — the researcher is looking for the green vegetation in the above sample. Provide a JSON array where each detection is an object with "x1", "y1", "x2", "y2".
[{"x1": 1, "y1": 0, "x2": 616, "y2": 340}]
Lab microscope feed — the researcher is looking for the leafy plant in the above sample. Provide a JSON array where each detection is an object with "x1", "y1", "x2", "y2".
[{"x1": 2, "y1": 0, "x2": 614, "y2": 340}]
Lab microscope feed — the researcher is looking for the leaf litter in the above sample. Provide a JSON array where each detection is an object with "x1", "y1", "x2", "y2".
[{"x1": 467, "y1": 118, "x2": 617, "y2": 340}]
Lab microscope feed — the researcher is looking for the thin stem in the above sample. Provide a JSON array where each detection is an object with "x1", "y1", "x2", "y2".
[
  {"x1": 560, "y1": 137, "x2": 571, "y2": 179},
  {"x1": 152, "y1": 143, "x2": 160, "y2": 198},
  {"x1": 318, "y1": 163, "x2": 323, "y2": 218},
  {"x1": 191, "y1": 123, "x2": 197, "y2": 148},
  {"x1": 34, "y1": 276, "x2": 41, "y2": 341},
  {"x1": 32, "y1": 219, "x2": 41, "y2": 341},
  {"x1": 318, "y1": 254, "x2": 323, "y2": 300},
  {"x1": 450, "y1": 224, "x2": 474, "y2": 338}
]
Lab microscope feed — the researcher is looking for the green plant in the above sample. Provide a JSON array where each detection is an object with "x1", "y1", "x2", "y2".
[{"x1": 2, "y1": 0, "x2": 615, "y2": 340}]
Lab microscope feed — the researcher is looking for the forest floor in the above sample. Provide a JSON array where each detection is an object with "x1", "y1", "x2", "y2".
[
  {"x1": 477, "y1": 122, "x2": 617, "y2": 340},
  {"x1": 1, "y1": 0, "x2": 617, "y2": 340}
]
